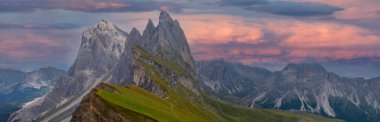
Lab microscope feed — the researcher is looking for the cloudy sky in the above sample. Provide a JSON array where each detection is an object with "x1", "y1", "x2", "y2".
[{"x1": 1, "y1": 0, "x2": 380, "y2": 78}]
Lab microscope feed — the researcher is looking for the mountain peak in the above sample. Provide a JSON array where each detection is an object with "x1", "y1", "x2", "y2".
[
  {"x1": 129, "y1": 28, "x2": 141, "y2": 36},
  {"x1": 70, "y1": 19, "x2": 127, "y2": 76},
  {"x1": 159, "y1": 11, "x2": 174, "y2": 26},
  {"x1": 159, "y1": 11, "x2": 172, "y2": 20},
  {"x1": 100, "y1": 19, "x2": 110, "y2": 24},
  {"x1": 96, "y1": 19, "x2": 116, "y2": 30},
  {"x1": 145, "y1": 19, "x2": 155, "y2": 31},
  {"x1": 282, "y1": 63, "x2": 327, "y2": 75},
  {"x1": 147, "y1": 19, "x2": 154, "y2": 26},
  {"x1": 283, "y1": 63, "x2": 325, "y2": 70}
]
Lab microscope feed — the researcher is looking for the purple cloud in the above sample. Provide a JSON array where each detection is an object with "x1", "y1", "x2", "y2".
[
  {"x1": 0, "y1": 0, "x2": 184, "y2": 13},
  {"x1": 0, "y1": 23, "x2": 80, "y2": 30}
]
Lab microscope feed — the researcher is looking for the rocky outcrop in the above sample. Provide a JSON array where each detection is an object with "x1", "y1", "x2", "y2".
[
  {"x1": 197, "y1": 60, "x2": 380, "y2": 122},
  {"x1": 9, "y1": 20, "x2": 127, "y2": 122},
  {"x1": 153, "y1": 11, "x2": 194, "y2": 72}
]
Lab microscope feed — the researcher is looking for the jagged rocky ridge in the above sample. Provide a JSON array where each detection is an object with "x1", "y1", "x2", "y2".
[
  {"x1": 9, "y1": 20, "x2": 127, "y2": 122},
  {"x1": 71, "y1": 12, "x2": 340, "y2": 122},
  {"x1": 197, "y1": 60, "x2": 380, "y2": 122},
  {"x1": 0, "y1": 68, "x2": 65, "y2": 122},
  {"x1": 9, "y1": 11, "x2": 196, "y2": 122}
]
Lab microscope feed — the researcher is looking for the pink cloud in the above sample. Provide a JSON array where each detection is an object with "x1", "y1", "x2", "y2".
[
  {"x1": 176, "y1": 14, "x2": 380, "y2": 64},
  {"x1": 0, "y1": 31, "x2": 69, "y2": 60},
  {"x1": 310, "y1": 0, "x2": 380, "y2": 20},
  {"x1": 268, "y1": 21, "x2": 380, "y2": 48},
  {"x1": 175, "y1": 14, "x2": 264, "y2": 45},
  {"x1": 53, "y1": 0, "x2": 130, "y2": 11}
]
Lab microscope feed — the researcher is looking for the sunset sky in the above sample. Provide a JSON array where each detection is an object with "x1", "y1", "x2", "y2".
[{"x1": 1, "y1": 0, "x2": 380, "y2": 78}]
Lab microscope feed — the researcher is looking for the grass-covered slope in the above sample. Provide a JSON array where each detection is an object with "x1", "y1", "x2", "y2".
[
  {"x1": 87, "y1": 83, "x2": 343, "y2": 122},
  {"x1": 96, "y1": 83, "x2": 220, "y2": 122},
  {"x1": 72, "y1": 45, "x2": 343, "y2": 122}
]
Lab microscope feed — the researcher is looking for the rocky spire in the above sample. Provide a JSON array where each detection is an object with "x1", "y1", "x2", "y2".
[
  {"x1": 110, "y1": 28, "x2": 142, "y2": 84},
  {"x1": 153, "y1": 11, "x2": 195, "y2": 71},
  {"x1": 112, "y1": 11, "x2": 195, "y2": 83},
  {"x1": 142, "y1": 19, "x2": 158, "y2": 52},
  {"x1": 96, "y1": 19, "x2": 115, "y2": 30},
  {"x1": 129, "y1": 28, "x2": 142, "y2": 39},
  {"x1": 158, "y1": 11, "x2": 174, "y2": 29},
  {"x1": 144, "y1": 19, "x2": 155, "y2": 33}
]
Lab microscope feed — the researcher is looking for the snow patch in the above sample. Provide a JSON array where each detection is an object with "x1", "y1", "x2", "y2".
[
  {"x1": 316, "y1": 89, "x2": 336, "y2": 117},
  {"x1": 365, "y1": 92, "x2": 379, "y2": 109},
  {"x1": 22, "y1": 94, "x2": 47, "y2": 109},
  {"x1": 347, "y1": 91, "x2": 360, "y2": 107},
  {"x1": 250, "y1": 92, "x2": 267, "y2": 108},
  {"x1": 274, "y1": 91, "x2": 289, "y2": 108},
  {"x1": 294, "y1": 89, "x2": 307, "y2": 111},
  {"x1": 203, "y1": 79, "x2": 222, "y2": 92}
]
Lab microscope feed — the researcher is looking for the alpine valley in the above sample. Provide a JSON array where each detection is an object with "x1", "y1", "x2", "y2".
[
  {"x1": 5, "y1": 11, "x2": 377, "y2": 122},
  {"x1": 0, "y1": 67, "x2": 65, "y2": 121}
]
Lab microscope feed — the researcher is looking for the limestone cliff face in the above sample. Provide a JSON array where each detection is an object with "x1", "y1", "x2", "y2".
[
  {"x1": 110, "y1": 11, "x2": 198, "y2": 95},
  {"x1": 9, "y1": 20, "x2": 127, "y2": 122},
  {"x1": 153, "y1": 11, "x2": 194, "y2": 72},
  {"x1": 110, "y1": 28, "x2": 142, "y2": 85},
  {"x1": 129, "y1": 45, "x2": 199, "y2": 99},
  {"x1": 69, "y1": 19, "x2": 127, "y2": 77}
]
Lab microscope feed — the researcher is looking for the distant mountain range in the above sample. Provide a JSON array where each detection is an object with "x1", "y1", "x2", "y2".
[
  {"x1": 0, "y1": 68, "x2": 65, "y2": 121},
  {"x1": 4, "y1": 11, "x2": 375, "y2": 122},
  {"x1": 197, "y1": 60, "x2": 380, "y2": 122}
]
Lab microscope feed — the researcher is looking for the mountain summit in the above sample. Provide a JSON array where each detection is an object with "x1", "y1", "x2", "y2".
[
  {"x1": 9, "y1": 20, "x2": 128, "y2": 122},
  {"x1": 151, "y1": 11, "x2": 194, "y2": 71}
]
